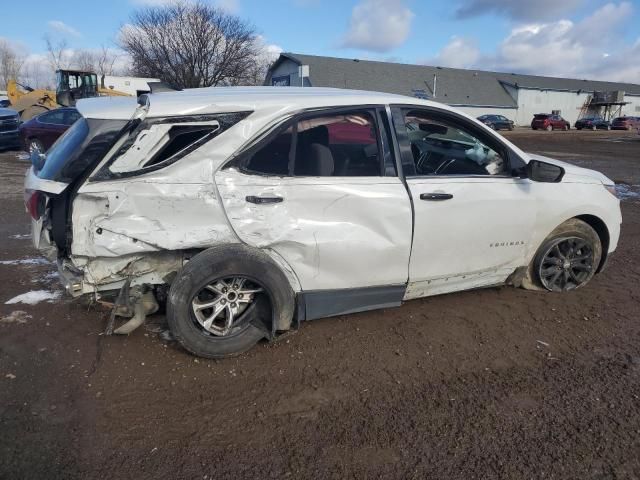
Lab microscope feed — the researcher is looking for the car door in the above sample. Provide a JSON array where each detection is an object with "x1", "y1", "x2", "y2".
[
  {"x1": 37, "y1": 109, "x2": 67, "y2": 149},
  {"x1": 215, "y1": 107, "x2": 413, "y2": 318},
  {"x1": 390, "y1": 106, "x2": 537, "y2": 299}
]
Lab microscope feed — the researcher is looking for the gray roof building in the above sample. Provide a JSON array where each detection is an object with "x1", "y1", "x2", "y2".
[{"x1": 265, "y1": 52, "x2": 640, "y2": 108}]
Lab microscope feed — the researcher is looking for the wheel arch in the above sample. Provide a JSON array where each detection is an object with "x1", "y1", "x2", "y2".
[
  {"x1": 573, "y1": 214, "x2": 609, "y2": 272},
  {"x1": 175, "y1": 243, "x2": 298, "y2": 333}
]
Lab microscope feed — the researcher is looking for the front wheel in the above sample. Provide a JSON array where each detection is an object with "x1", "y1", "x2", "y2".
[
  {"x1": 167, "y1": 245, "x2": 295, "y2": 358},
  {"x1": 28, "y1": 138, "x2": 44, "y2": 156},
  {"x1": 533, "y1": 219, "x2": 602, "y2": 292}
]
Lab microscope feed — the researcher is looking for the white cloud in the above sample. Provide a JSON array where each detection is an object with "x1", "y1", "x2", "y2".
[
  {"x1": 429, "y1": 2, "x2": 640, "y2": 83},
  {"x1": 455, "y1": 0, "x2": 584, "y2": 21},
  {"x1": 214, "y1": 0, "x2": 239, "y2": 13},
  {"x1": 425, "y1": 36, "x2": 480, "y2": 68},
  {"x1": 47, "y1": 20, "x2": 81, "y2": 37},
  {"x1": 341, "y1": 0, "x2": 414, "y2": 52}
]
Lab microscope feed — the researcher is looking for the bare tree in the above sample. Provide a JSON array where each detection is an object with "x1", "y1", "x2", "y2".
[
  {"x1": 73, "y1": 49, "x2": 97, "y2": 72},
  {"x1": 0, "y1": 39, "x2": 24, "y2": 90},
  {"x1": 44, "y1": 35, "x2": 71, "y2": 70},
  {"x1": 119, "y1": 1, "x2": 262, "y2": 88},
  {"x1": 71, "y1": 46, "x2": 118, "y2": 76}
]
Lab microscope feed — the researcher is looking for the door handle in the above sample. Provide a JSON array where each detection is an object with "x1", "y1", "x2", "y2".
[
  {"x1": 246, "y1": 195, "x2": 284, "y2": 204},
  {"x1": 420, "y1": 193, "x2": 453, "y2": 201}
]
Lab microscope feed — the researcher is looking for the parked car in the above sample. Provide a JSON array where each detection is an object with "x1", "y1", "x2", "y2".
[
  {"x1": 531, "y1": 114, "x2": 570, "y2": 131},
  {"x1": 0, "y1": 107, "x2": 21, "y2": 151},
  {"x1": 24, "y1": 88, "x2": 622, "y2": 358},
  {"x1": 477, "y1": 114, "x2": 514, "y2": 131},
  {"x1": 575, "y1": 116, "x2": 610, "y2": 130},
  {"x1": 610, "y1": 116, "x2": 640, "y2": 130},
  {"x1": 19, "y1": 107, "x2": 82, "y2": 155}
]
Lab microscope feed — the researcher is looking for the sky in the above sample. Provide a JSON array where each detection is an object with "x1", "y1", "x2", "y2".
[{"x1": 2, "y1": 0, "x2": 640, "y2": 84}]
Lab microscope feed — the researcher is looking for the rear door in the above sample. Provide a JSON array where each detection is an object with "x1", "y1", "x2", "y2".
[
  {"x1": 391, "y1": 106, "x2": 536, "y2": 298},
  {"x1": 215, "y1": 106, "x2": 413, "y2": 314}
]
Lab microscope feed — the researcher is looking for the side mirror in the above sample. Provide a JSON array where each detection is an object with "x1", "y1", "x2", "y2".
[{"x1": 527, "y1": 160, "x2": 564, "y2": 183}]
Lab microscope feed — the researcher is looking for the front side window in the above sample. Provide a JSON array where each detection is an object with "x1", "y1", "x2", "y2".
[
  {"x1": 244, "y1": 110, "x2": 382, "y2": 177},
  {"x1": 403, "y1": 109, "x2": 508, "y2": 176}
]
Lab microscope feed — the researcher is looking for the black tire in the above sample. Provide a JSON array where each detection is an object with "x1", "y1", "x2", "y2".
[
  {"x1": 167, "y1": 244, "x2": 295, "y2": 358},
  {"x1": 576, "y1": 127, "x2": 582, "y2": 130},
  {"x1": 532, "y1": 219, "x2": 602, "y2": 292},
  {"x1": 532, "y1": 127, "x2": 537, "y2": 130}
]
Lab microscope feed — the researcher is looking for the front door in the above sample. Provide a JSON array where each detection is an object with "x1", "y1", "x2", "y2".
[
  {"x1": 216, "y1": 107, "x2": 413, "y2": 297},
  {"x1": 391, "y1": 106, "x2": 536, "y2": 299}
]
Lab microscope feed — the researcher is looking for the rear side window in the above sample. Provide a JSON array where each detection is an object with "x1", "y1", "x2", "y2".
[
  {"x1": 534, "y1": 114, "x2": 549, "y2": 119},
  {"x1": 93, "y1": 112, "x2": 251, "y2": 180},
  {"x1": 244, "y1": 110, "x2": 382, "y2": 177},
  {"x1": 38, "y1": 110, "x2": 66, "y2": 125}
]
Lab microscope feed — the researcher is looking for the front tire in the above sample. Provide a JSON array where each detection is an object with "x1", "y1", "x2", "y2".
[
  {"x1": 28, "y1": 138, "x2": 44, "y2": 156},
  {"x1": 167, "y1": 245, "x2": 295, "y2": 358},
  {"x1": 533, "y1": 219, "x2": 602, "y2": 292}
]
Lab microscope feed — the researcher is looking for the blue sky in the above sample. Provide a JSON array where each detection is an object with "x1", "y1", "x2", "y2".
[{"x1": 3, "y1": 0, "x2": 640, "y2": 83}]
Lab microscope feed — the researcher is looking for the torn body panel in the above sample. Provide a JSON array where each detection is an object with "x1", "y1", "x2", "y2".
[{"x1": 215, "y1": 168, "x2": 413, "y2": 291}]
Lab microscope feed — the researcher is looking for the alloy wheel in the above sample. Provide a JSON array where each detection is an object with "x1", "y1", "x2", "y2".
[
  {"x1": 191, "y1": 276, "x2": 264, "y2": 336},
  {"x1": 538, "y1": 237, "x2": 594, "y2": 291}
]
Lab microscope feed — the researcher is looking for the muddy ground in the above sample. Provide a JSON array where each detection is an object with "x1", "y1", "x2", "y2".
[{"x1": 1, "y1": 129, "x2": 639, "y2": 480}]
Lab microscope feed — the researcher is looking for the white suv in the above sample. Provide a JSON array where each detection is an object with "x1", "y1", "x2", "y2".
[{"x1": 24, "y1": 87, "x2": 621, "y2": 358}]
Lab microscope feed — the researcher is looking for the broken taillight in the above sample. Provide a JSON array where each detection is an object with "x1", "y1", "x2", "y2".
[{"x1": 25, "y1": 190, "x2": 43, "y2": 220}]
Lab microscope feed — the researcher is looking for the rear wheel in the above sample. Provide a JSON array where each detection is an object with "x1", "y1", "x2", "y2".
[
  {"x1": 533, "y1": 219, "x2": 601, "y2": 292},
  {"x1": 167, "y1": 245, "x2": 295, "y2": 358}
]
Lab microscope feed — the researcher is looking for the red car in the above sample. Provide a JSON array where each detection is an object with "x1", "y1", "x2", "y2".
[
  {"x1": 531, "y1": 113, "x2": 570, "y2": 131},
  {"x1": 610, "y1": 116, "x2": 640, "y2": 130},
  {"x1": 18, "y1": 107, "x2": 81, "y2": 154}
]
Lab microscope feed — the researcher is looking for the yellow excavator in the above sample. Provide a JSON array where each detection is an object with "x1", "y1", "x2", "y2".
[{"x1": 7, "y1": 69, "x2": 129, "y2": 120}]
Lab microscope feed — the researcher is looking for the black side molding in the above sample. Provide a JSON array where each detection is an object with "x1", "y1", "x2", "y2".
[{"x1": 297, "y1": 284, "x2": 406, "y2": 322}]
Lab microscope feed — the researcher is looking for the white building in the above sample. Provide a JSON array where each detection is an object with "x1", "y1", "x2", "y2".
[
  {"x1": 265, "y1": 53, "x2": 640, "y2": 126},
  {"x1": 100, "y1": 76, "x2": 161, "y2": 96}
]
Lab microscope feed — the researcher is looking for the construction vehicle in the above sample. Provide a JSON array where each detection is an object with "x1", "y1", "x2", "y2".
[{"x1": 7, "y1": 69, "x2": 130, "y2": 120}]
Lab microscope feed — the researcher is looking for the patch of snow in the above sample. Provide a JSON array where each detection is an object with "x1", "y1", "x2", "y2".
[
  {"x1": 32, "y1": 271, "x2": 59, "y2": 284},
  {"x1": 0, "y1": 310, "x2": 32, "y2": 324},
  {"x1": 616, "y1": 184, "x2": 640, "y2": 201},
  {"x1": 0, "y1": 257, "x2": 51, "y2": 266},
  {"x1": 5, "y1": 290, "x2": 61, "y2": 305},
  {"x1": 16, "y1": 152, "x2": 29, "y2": 161},
  {"x1": 9, "y1": 233, "x2": 31, "y2": 240}
]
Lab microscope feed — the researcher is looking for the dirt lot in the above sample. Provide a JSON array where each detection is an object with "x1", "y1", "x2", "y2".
[{"x1": 1, "y1": 129, "x2": 639, "y2": 480}]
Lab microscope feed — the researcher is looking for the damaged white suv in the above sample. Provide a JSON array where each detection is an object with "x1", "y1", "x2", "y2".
[{"x1": 25, "y1": 87, "x2": 621, "y2": 358}]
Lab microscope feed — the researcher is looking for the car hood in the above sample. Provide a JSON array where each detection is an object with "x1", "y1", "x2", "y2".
[
  {"x1": 0, "y1": 107, "x2": 18, "y2": 116},
  {"x1": 527, "y1": 153, "x2": 613, "y2": 185}
]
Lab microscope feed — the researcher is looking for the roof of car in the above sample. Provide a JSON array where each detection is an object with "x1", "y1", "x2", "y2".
[{"x1": 76, "y1": 86, "x2": 446, "y2": 120}]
